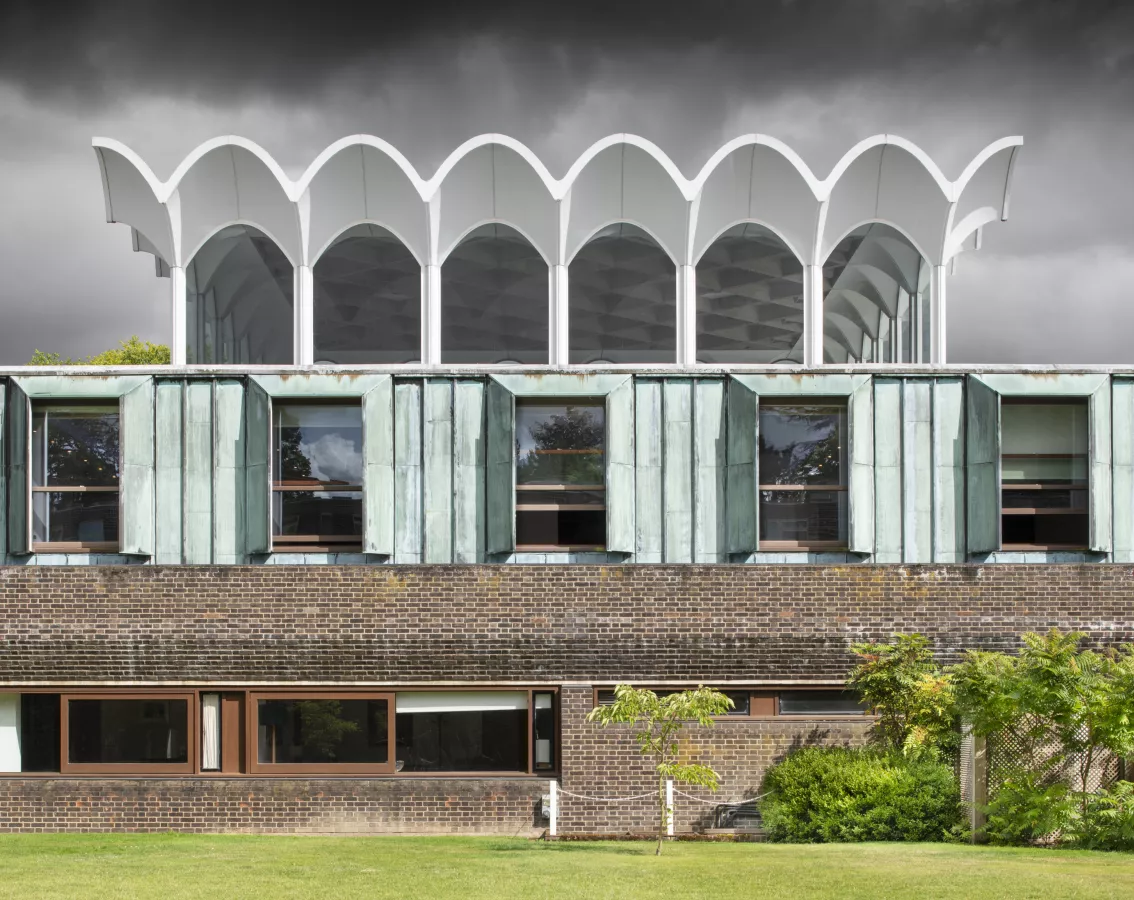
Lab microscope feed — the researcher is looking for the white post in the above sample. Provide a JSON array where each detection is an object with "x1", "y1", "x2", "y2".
[
  {"x1": 549, "y1": 265, "x2": 569, "y2": 366},
  {"x1": 665, "y1": 779, "x2": 675, "y2": 837},
  {"x1": 930, "y1": 264, "x2": 947, "y2": 365},
  {"x1": 422, "y1": 264, "x2": 442, "y2": 365},
  {"x1": 802, "y1": 264, "x2": 824, "y2": 367},
  {"x1": 169, "y1": 265, "x2": 187, "y2": 365},
  {"x1": 676, "y1": 265, "x2": 697, "y2": 366},
  {"x1": 294, "y1": 264, "x2": 314, "y2": 366},
  {"x1": 548, "y1": 779, "x2": 558, "y2": 837}
]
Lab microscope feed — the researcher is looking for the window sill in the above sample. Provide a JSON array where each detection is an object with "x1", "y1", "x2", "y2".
[
  {"x1": 33, "y1": 543, "x2": 120, "y2": 553},
  {"x1": 515, "y1": 545, "x2": 606, "y2": 552},
  {"x1": 756, "y1": 542, "x2": 847, "y2": 552}
]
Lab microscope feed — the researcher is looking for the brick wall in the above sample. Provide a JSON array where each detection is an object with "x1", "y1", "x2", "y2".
[
  {"x1": 2, "y1": 564, "x2": 1134, "y2": 682},
  {"x1": 556, "y1": 686, "x2": 871, "y2": 834},
  {"x1": 0, "y1": 778, "x2": 545, "y2": 835}
]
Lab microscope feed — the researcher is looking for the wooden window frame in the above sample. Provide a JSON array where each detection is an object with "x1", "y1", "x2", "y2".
[
  {"x1": 60, "y1": 692, "x2": 196, "y2": 775},
  {"x1": 30, "y1": 403, "x2": 121, "y2": 554},
  {"x1": 591, "y1": 686, "x2": 871, "y2": 720},
  {"x1": 515, "y1": 398, "x2": 607, "y2": 552},
  {"x1": 248, "y1": 691, "x2": 396, "y2": 775},
  {"x1": 758, "y1": 400, "x2": 849, "y2": 552},
  {"x1": 1000, "y1": 398, "x2": 1090, "y2": 551},
  {"x1": 271, "y1": 401, "x2": 364, "y2": 553}
]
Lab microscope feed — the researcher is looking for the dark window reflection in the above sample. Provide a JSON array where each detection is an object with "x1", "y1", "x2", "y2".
[
  {"x1": 257, "y1": 699, "x2": 388, "y2": 765},
  {"x1": 68, "y1": 699, "x2": 189, "y2": 764},
  {"x1": 758, "y1": 404, "x2": 847, "y2": 545},
  {"x1": 441, "y1": 223, "x2": 548, "y2": 364},
  {"x1": 778, "y1": 691, "x2": 867, "y2": 716},
  {"x1": 31, "y1": 407, "x2": 120, "y2": 546},
  {"x1": 515, "y1": 402, "x2": 605, "y2": 548},
  {"x1": 272, "y1": 404, "x2": 362, "y2": 549},
  {"x1": 396, "y1": 709, "x2": 527, "y2": 772}
]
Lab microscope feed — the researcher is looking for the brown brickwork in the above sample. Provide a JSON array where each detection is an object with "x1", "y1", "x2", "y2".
[
  {"x1": 1, "y1": 564, "x2": 1133, "y2": 683},
  {"x1": 2, "y1": 563, "x2": 1133, "y2": 834},
  {"x1": 0, "y1": 778, "x2": 545, "y2": 834}
]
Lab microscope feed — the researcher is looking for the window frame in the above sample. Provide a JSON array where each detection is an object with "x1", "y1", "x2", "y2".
[
  {"x1": 29, "y1": 401, "x2": 122, "y2": 553},
  {"x1": 270, "y1": 400, "x2": 365, "y2": 553},
  {"x1": 248, "y1": 690, "x2": 396, "y2": 776},
  {"x1": 756, "y1": 398, "x2": 849, "y2": 552},
  {"x1": 999, "y1": 396, "x2": 1090, "y2": 552},
  {"x1": 59, "y1": 691, "x2": 196, "y2": 775},
  {"x1": 514, "y1": 396, "x2": 607, "y2": 552}
]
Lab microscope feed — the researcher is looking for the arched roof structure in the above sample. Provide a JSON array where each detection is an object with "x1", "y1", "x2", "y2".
[{"x1": 93, "y1": 133, "x2": 1021, "y2": 366}]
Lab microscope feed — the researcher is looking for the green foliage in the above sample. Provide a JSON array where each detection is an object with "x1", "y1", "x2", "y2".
[
  {"x1": 1072, "y1": 781, "x2": 1134, "y2": 852},
  {"x1": 586, "y1": 684, "x2": 733, "y2": 853},
  {"x1": 848, "y1": 634, "x2": 958, "y2": 759},
  {"x1": 760, "y1": 746, "x2": 964, "y2": 843},
  {"x1": 28, "y1": 336, "x2": 171, "y2": 366},
  {"x1": 516, "y1": 406, "x2": 604, "y2": 485},
  {"x1": 292, "y1": 700, "x2": 359, "y2": 757},
  {"x1": 984, "y1": 776, "x2": 1076, "y2": 846}
]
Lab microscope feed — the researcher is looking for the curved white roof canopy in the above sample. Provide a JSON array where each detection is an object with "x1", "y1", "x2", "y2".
[{"x1": 93, "y1": 133, "x2": 1021, "y2": 366}]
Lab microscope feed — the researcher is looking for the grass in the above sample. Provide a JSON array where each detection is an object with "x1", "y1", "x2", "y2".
[{"x1": 1, "y1": 835, "x2": 1133, "y2": 900}]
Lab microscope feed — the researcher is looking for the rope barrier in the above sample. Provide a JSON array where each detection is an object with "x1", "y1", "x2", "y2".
[
  {"x1": 672, "y1": 788, "x2": 769, "y2": 806},
  {"x1": 556, "y1": 788, "x2": 657, "y2": 802}
]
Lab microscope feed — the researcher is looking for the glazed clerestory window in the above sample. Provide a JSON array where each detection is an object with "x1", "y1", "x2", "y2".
[
  {"x1": 31, "y1": 404, "x2": 120, "y2": 552},
  {"x1": 515, "y1": 400, "x2": 606, "y2": 551},
  {"x1": 1000, "y1": 399, "x2": 1089, "y2": 550},
  {"x1": 758, "y1": 402, "x2": 848, "y2": 550},
  {"x1": 272, "y1": 403, "x2": 363, "y2": 552}
]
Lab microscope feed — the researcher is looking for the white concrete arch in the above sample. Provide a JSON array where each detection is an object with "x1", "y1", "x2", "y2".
[
  {"x1": 310, "y1": 218, "x2": 424, "y2": 268},
  {"x1": 93, "y1": 143, "x2": 176, "y2": 265}
]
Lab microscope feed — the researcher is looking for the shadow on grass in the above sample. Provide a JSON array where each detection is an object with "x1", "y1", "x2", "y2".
[{"x1": 485, "y1": 840, "x2": 654, "y2": 856}]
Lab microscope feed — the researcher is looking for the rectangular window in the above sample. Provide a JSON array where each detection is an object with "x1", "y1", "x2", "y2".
[
  {"x1": 251, "y1": 693, "x2": 393, "y2": 774},
  {"x1": 777, "y1": 690, "x2": 868, "y2": 716},
  {"x1": 758, "y1": 402, "x2": 848, "y2": 549},
  {"x1": 533, "y1": 692, "x2": 556, "y2": 771},
  {"x1": 31, "y1": 405, "x2": 120, "y2": 551},
  {"x1": 594, "y1": 689, "x2": 751, "y2": 716},
  {"x1": 395, "y1": 691, "x2": 530, "y2": 773},
  {"x1": 1001, "y1": 400, "x2": 1089, "y2": 549},
  {"x1": 272, "y1": 404, "x2": 363, "y2": 552},
  {"x1": 515, "y1": 401, "x2": 606, "y2": 550},
  {"x1": 62, "y1": 694, "x2": 193, "y2": 773}
]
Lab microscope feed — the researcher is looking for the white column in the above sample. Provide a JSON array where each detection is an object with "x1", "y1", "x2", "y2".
[
  {"x1": 169, "y1": 265, "x2": 187, "y2": 365},
  {"x1": 0, "y1": 694, "x2": 19, "y2": 773},
  {"x1": 422, "y1": 264, "x2": 442, "y2": 365},
  {"x1": 930, "y1": 264, "x2": 947, "y2": 365},
  {"x1": 549, "y1": 264, "x2": 569, "y2": 366},
  {"x1": 294, "y1": 265, "x2": 314, "y2": 366},
  {"x1": 665, "y1": 779, "x2": 675, "y2": 836},
  {"x1": 676, "y1": 265, "x2": 697, "y2": 366},
  {"x1": 802, "y1": 264, "x2": 824, "y2": 367},
  {"x1": 548, "y1": 779, "x2": 558, "y2": 837}
]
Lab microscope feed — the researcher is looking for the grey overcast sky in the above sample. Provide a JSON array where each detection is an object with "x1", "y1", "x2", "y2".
[{"x1": 0, "y1": 0, "x2": 1132, "y2": 364}]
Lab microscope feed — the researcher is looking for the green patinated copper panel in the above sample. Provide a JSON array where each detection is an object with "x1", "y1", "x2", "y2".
[
  {"x1": 362, "y1": 377, "x2": 394, "y2": 556},
  {"x1": 694, "y1": 379, "x2": 727, "y2": 563},
  {"x1": 394, "y1": 380, "x2": 423, "y2": 563},
  {"x1": 902, "y1": 380, "x2": 933, "y2": 563},
  {"x1": 212, "y1": 379, "x2": 246, "y2": 564},
  {"x1": 974, "y1": 373, "x2": 1107, "y2": 397},
  {"x1": 966, "y1": 376, "x2": 1001, "y2": 554},
  {"x1": 250, "y1": 373, "x2": 390, "y2": 398},
  {"x1": 663, "y1": 379, "x2": 692, "y2": 563},
  {"x1": 634, "y1": 379, "x2": 663, "y2": 563},
  {"x1": 5, "y1": 381, "x2": 29, "y2": 554},
  {"x1": 453, "y1": 380, "x2": 485, "y2": 563},
  {"x1": 12, "y1": 374, "x2": 148, "y2": 399},
  {"x1": 1090, "y1": 379, "x2": 1112, "y2": 553},
  {"x1": 605, "y1": 376, "x2": 635, "y2": 554},
  {"x1": 491, "y1": 373, "x2": 634, "y2": 397},
  {"x1": 848, "y1": 376, "x2": 875, "y2": 555},
  {"x1": 1112, "y1": 380, "x2": 1134, "y2": 562},
  {"x1": 726, "y1": 377, "x2": 757, "y2": 556},
  {"x1": 243, "y1": 379, "x2": 271, "y2": 555},
  {"x1": 423, "y1": 379, "x2": 453, "y2": 563},
  {"x1": 0, "y1": 383, "x2": 5, "y2": 558},
  {"x1": 932, "y1": 378, "x2": 966, "y2": 562},
  {"x1": 119, "y1": 378, "x2": 155, "y2": 556},
  {"x1": 485, "y1": 378, "x2": 515, "y2": 555},
  {"x1": 154, "y1": 380, "x2": 183, "y2": 564},
  {"x1": 873, "y1": 378, "x2": 902, "y2": 563},
  {"x1": 183, "y1": 381, "x2": 213, "y2": 564}
]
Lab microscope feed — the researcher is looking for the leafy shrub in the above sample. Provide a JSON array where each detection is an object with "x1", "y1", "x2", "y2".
[
  {"x1": 1070, "y1": 782, "x2": 1134, "y2": 851},
  {"x1": 760, "y1": 746, "x2": 963, "y2": 843},
  {"x1": 984, "y1": 775, "x2": 1076, "y2": 845}
]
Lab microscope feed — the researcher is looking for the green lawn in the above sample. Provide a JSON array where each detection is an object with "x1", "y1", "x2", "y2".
[{"x1": 1, "y1": 835, "x2": 1132, "y2": 900}]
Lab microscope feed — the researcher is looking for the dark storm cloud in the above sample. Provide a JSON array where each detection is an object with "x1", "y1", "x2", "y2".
[{"x1": 2, "y1": 0, "x2": 1131, "y2": 105}]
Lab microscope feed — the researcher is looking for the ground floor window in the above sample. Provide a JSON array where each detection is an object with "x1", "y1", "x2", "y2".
[
  {"x1": 593, "y1": 687, "x2": 868, "y2": 718},
  {"x1": 252, "y1": 694, "x2": 393, "y2": 774}
]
